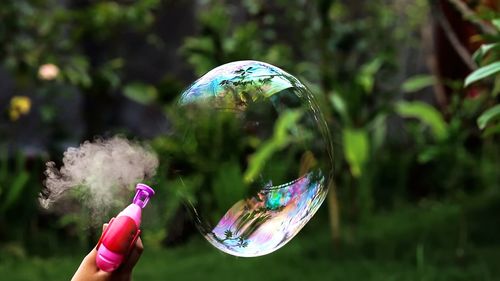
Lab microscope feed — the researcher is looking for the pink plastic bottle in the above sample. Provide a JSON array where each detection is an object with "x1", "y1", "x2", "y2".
[{"x1": 96, "y1": 183, "x2": 155, "y2": 272}]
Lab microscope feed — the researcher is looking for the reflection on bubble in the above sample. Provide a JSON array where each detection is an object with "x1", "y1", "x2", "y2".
[{"x1": 176, "y1": 60, "x2": 333, "y2": 257}]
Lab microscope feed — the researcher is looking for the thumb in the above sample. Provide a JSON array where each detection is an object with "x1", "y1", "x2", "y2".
[{"x1": 102, "y1": 223, "x2": 109, "y2": 233}]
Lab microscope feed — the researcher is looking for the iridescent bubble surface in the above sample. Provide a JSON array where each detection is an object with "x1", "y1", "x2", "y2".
[{"x1": 175, "y1": 60, "x2": 333, "y2": 257}]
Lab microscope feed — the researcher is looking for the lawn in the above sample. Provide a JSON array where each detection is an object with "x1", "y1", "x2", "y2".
[{"x1": 1, "y1": 191, "x2": 499, "y2": 281}]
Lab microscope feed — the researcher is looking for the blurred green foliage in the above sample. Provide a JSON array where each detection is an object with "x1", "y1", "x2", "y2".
[{"x1": 0, "y1": 0, "x2": 499, "y2": 280}]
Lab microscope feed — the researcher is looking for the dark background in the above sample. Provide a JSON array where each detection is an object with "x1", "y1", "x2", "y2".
[{"x1": 0, "y1": 0, "x2": 499, "y2": 280}]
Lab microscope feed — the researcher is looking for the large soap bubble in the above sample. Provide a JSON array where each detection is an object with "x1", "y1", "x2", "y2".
[{"x1": 173, "y1": 60, "x2": 333, "y2": 257}]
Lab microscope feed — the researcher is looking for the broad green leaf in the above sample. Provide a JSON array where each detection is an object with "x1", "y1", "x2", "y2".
[
  {"x1": 1, "y1": 171, "x2": 29, "y2": 211},
  {"x1": 402, "y1": 75, "x2": 435, "y2": 93},
  {"x1": 329, "y1": 92, "x2": 349, "y2": 124},
  {"x1": 343, "y1": 128, "x2": 369, "y2": 178},
  {"x1": 123, "y1": 82, "x2": 158, "y2": 105},
  {"x1": 356, "y1": 58, "x2": 383, "y2": 94},
  {"x1": 418, "y1": 146, "x2": 440, "y2": 163},
  {"x1": 477, "y1": 104, "x2": 500, "y2": 130},
  {"x1": 200, "y1": 4, "x2": 230, "y2": 32},
  {"x1": 63, "y1": 56, "x2": 91, "y2": 87},
  {"x1": 244, "y1": 110, "x2": 302, "y2": 183},
  {"x1": 371, "y1": 114, "x2": 387, "y2": 150},
  {"x1": 493, "y1": 18, "x2": 500, "y2": 30},
  {"x1": 99, "y1": 58, "x2": 124, "y2": 90},
  {"x1": 464, "y1": 62, "x2": 500, "y2": 87},
  {"x1": 395, "y1": 101, "x2": 448, "y2": 140},
  {"x1": 472, "y1": 43, "x2": 499, "y2": 64}
]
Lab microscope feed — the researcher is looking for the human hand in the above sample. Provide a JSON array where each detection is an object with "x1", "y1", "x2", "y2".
[{"x1": 71, "y1": 224, "x2": 143, "y2": 281}]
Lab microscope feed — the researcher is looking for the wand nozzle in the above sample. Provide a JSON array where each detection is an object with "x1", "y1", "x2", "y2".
[
  {"x1": 96, "y1": 183, "x2": 155, "y2": 272},
  {"x1": 133, "y1": 183, "x2": 155, "y2": 208}
]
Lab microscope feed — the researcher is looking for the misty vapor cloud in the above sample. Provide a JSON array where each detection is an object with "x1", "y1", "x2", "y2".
[{"x1": 40, "y1": 137, "x2": 159, "y2": 215}]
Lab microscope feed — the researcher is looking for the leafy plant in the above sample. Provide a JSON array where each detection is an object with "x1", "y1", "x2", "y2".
[
  {"x1": 0, "y1": 149, "x2": 30, "y2": 214},
  {"x1": 465, "y1": 61, "x2": 500, "y2": 87},
  {"x1": 395, "y1": 101, "x2": 448, "y2": 141}
]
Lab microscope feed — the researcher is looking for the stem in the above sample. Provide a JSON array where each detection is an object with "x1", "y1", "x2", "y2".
[
  {"x1": 318, "y1": 0, "x2": 335, "y2": 93},
  {"x1": 432, "y1": 1, "x2": 478, "y2": 71},
  {"x1": 422, "y1": 20, "x2": 449, "y2": 110},
  {"x1": 446, "y1": 0, "x2": 497, "y2": 36},
  {"x1": 327, "y1": 181, "x2": 341, "y2": 244},
  {"x1": 316, "y1": 0, "x2": 341, "y2": 245}
]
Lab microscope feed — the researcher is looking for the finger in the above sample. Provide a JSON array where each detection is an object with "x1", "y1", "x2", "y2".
[
  {"x1": 81, "y1": 223, "x2": 110, "y2": 272},
  {"x1": 73, "y1": 223, "x2": 114, "y2": 280},
  {"x1": 79, "y1": 249, "x2": 97, "y2": 269},
  {"x1": 118, "y1": 236, "x2": 144, "y2": 273},
  {"x1": 125, "y1": 236, "x2": 144, "y2": 268}
]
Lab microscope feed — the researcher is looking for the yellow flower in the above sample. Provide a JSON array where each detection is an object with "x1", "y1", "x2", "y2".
[{"x1": 9, "y1": 96, "x2": 31, "y2": 121}]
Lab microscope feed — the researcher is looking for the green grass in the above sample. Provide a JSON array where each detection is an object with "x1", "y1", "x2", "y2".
[
  {"x1": 1, "y1": 192, "x2": 499, "y2": 281},
  {"x1": 1, "y1": 235, "x2": 497, "y2": 281}
]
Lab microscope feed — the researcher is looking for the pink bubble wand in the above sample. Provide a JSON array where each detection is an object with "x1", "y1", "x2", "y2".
[{"x1": 96, "y1": 183, "x2": 155, "y2": 272}]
